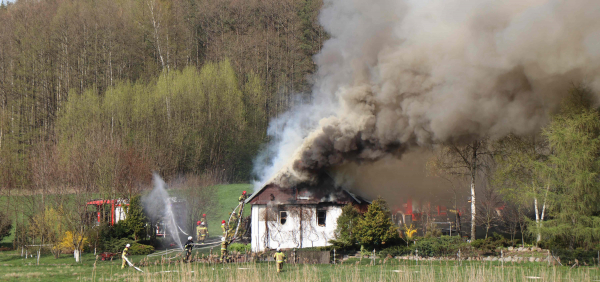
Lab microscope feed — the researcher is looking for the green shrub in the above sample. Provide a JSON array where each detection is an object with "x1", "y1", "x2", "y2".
[
  {"x1": 378, "y1": 245, "x2": 410, "y2": 257},
  {"x1": 411, "y1": 236, "x2": 470, "y2": 257},
  {"x1": 138, "y1": 237, "x2": 166, "y2": 249},
  {"x1": 129, "y1": 243, "x2": 155, "y2": 255},
  {"x1": 229, "y1": 243, "x2": 250, "y2": 253},
  {"x1": 538, "y1": 237, "x2": 568, "y2": 250},
  {"x1": 103, "y1": 238, "x2": 154, "y2": 255},
  {"x1": 470, "y1": 233, "x2": 512, "y2": 254},
  {"x1": 0, "y1": 211, "x2": 12, "y2": 243}
]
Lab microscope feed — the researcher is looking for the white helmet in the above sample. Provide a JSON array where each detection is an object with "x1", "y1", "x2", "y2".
[
  {"x1": 126, "y1": 244, "x2": 131, "y2": 248},
  {"x1": 276, "y1": 247, "x2": 280, "y2": 251},
  {"x1": 188, "y1": 236, "x2": 192, "y2": 240},
  {"x1": 221, "y1": 237, "x2": 226, "y2": 242}
]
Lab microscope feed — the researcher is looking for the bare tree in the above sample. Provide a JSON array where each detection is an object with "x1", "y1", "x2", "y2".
[
  {"x1": 476, "y1": 185, "x2": 503, "y2": 239},
  {"x1": 431, "y1": 139, "x2": 494, "y2": 240}
]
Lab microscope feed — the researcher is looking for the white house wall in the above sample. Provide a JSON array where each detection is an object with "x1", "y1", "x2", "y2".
[{"x1": 251, "y1": 204, "x2": 342, "y2": 252}]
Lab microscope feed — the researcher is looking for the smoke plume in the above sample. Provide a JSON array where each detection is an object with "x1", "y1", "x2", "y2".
[{"x1": 254, "y1": 0, "x2": 600, "y2": 189}]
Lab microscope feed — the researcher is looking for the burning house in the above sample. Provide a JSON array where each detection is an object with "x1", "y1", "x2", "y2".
[
  {"x1": 246, "y1": 178, "x2": 369, "y2": 252},
  {"x1": 391, "y1": 199, "x2": 463, "y2": 237}
]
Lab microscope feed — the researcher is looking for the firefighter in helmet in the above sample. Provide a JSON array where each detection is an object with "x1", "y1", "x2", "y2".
[
  {"x1": 220, "y1": 237, "x2": 229, "y2": 262},
  {"x1": 184, "y1": 236, "x2": 194, "y2": 262},
  {"x1": 221, "y1": 220, "x2": 227, "y2": 237},
  {"x1": 238, "y1": 191, "x2": 248, "y2": 203},
  {"x1": 121, "y1": 243, "x2": 131, "y2": 269},
  {"x1": 197, "y1": 222, "x2": 208, "y2": 244},
  {"x1": 274, "y1": 247, "x2": 286, "y2": 273}
]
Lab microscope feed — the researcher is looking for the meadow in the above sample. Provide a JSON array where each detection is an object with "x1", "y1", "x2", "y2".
[{"x1": 1, "y1": 248, "x2": 599, "y2": 282}]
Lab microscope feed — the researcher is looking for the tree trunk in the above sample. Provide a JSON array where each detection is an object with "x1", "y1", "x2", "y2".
[
  {"x1": 470, "y1": 171, "x2": 476, "y2": 240},
  {"x1": 534, "y1": 196, "x2": 541, "y2": 243},
  {"x1": 470, "y1": 141, "x2": 478, "y2": 240}
]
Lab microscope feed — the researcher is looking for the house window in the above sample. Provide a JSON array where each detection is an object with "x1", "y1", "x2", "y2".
[
  {"x1": 317, "y1": 210, "x2": 326, "y2": 227},
  {"x1": 279, "y1": 211, "x2": 287, "y2": 225}
]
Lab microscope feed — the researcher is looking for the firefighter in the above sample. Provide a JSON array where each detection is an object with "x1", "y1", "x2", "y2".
[
  {"x1": 274, "y1": 247, "x2": 286, "y2": 273},
  {"x1": 221, "y1": 220, "x2": 227, "y2": 237},
  {"x1": 220, "y1": 237, "x2": 229, "y2": 262},
  {"x1": 197, "y1": 222, "x2": 208, "y2": 244},
  {"x1": 184, "y1": 236, "x2": 194, "y2": 262},
  {"x1": 121, "y1": 243, "x2": 131, "y2": 269},
  {"x1": 238, "y1": 191, "x2": 248, "y2": 203},
  {"x1": 201, "y1": 214, "x2": 207, "y2": 225},
  {"x1": 196, "y1": 221, "x2": 202, "y2": 241}
]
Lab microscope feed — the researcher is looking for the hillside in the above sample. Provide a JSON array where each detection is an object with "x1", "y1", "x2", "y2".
[{"x1": 194, "y1": 183, "x2": 253, "y2": 238}]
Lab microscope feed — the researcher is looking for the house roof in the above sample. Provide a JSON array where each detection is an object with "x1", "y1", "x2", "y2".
[{"x1": 246, "y1": 176, "x2": 370, "y2": 206}]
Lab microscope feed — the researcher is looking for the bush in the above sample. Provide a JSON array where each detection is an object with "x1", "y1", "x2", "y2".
[
  {"x1": 538, "y1": 237, "x2": 569, "y2": 250},
  {"x1": 103, "y1": 237, "x2": 154, "y2": 255},
  {"x1": 378, "y1": 245, "x2": 410, "y2": 257},
  {"x1": 411, "y1": 236, "x2": 470, "y2": 257},
  {"x1": 0, "y1": 211, "x2": 12, "y2": 242},
  {"x1": 129, "y1": 243, "x2": 155, "y2": 255},
  {"x1": 550, "y1": 248, "x2": 599, "y2": 266},
  {"x1": 229, "y1": 243, "x2": 250, "y2": 253},
  {"x1": 470, "y1": 233, "x2": 512, "y2": 254},
  {"x1": 138, "y1": 237, "x2": 166, "y2": 249}
]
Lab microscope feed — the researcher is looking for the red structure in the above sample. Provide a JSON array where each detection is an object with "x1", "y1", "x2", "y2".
[{"x1": 86, "y1": 199, "x2": 129, "y2": 226}]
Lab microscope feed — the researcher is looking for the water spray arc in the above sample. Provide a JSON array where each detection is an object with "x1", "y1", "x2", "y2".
[{"x1": 144, "y1": 173, "x2": 184, "y2": 250}]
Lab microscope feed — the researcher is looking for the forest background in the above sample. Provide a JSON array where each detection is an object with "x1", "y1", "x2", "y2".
[{"x1": 0, "y1": 0, "x2": 326, "y2": 193}]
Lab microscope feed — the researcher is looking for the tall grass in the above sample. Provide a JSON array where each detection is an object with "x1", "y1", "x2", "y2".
[{"x1": 104, "y1": 260, "x2": 599, "y2": 282}]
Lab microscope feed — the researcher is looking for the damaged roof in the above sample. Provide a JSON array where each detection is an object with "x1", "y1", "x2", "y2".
[{"x1": 246, "y1": 177, "x2": 370, "y2": 205}]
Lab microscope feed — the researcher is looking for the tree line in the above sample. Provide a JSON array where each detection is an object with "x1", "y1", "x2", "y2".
[{"x1": 0, "y1": 0, "x2": 326, "y2": 193}]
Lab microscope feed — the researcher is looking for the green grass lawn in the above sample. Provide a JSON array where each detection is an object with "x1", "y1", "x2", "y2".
[
  {"x1": 203, "y1": 183, "x2": 252, "y2": 238},
  {"x1": 1, "y1": 248, "x2": 599, "y2": 282}
]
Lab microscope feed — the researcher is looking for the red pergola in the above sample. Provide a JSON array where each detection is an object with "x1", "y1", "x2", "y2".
[{"x1": 86, "y1": 199, "x2": 128, "y2": 226}]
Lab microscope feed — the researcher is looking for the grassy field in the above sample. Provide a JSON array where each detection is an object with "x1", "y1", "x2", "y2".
[{"x1": 1, "y1": 248, "x2": 599, "y2": 282}]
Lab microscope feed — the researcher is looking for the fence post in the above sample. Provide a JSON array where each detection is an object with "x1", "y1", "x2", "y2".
[
  {"x1": 547, "y1": 250, "x2": 550, "y2": 266},
  {"x1": 501, "y1": 249, "x2": 503, "y2": 268},
  {"x1": 333, "y1": 249, "x2": 336, "y2": 264},
  {"x1": 372, "y1": 249, "x2": 375, "y2": 265},
  {"x1": 416, "y1": 249, "x2": 419, "y2": 266}
]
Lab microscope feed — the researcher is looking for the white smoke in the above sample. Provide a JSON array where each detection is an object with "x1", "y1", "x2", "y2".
[
  {"x1": 143, "y1": 173, "x2": 183, "y2": 249},
  {"x1": 254, "y1": 0, "x2": 600, "y2": 189}
]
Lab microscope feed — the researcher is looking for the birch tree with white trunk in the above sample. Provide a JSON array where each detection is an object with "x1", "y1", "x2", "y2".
[
  {"x1": 431, "y1": 139, "x2": 493, "y2": 240},
  {"x1": 493, "y1": 134, "x2": 551, "y2": 244}
]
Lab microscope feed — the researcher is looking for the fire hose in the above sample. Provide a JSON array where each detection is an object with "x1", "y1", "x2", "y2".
[
  {"x1": 177, "y1": 224, "x2": 190, "y2": 236},
  {"x1": 123, "y1": 256, "x2": 144, "y2": 272}
]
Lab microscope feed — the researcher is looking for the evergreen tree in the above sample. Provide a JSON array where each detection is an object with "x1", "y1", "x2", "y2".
[
  {"x1": 124, "y1": 195, "x2": 147, "y2": 240},
  {"x1": 541, "y1": 86, "x2": 600, "y2": 249},
  {"x1": 330, "y1": 204, "x2": 361, "y2": 248},
  {"x1": 354, "y1": 198, "x2": 400, "y2": 249}
]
